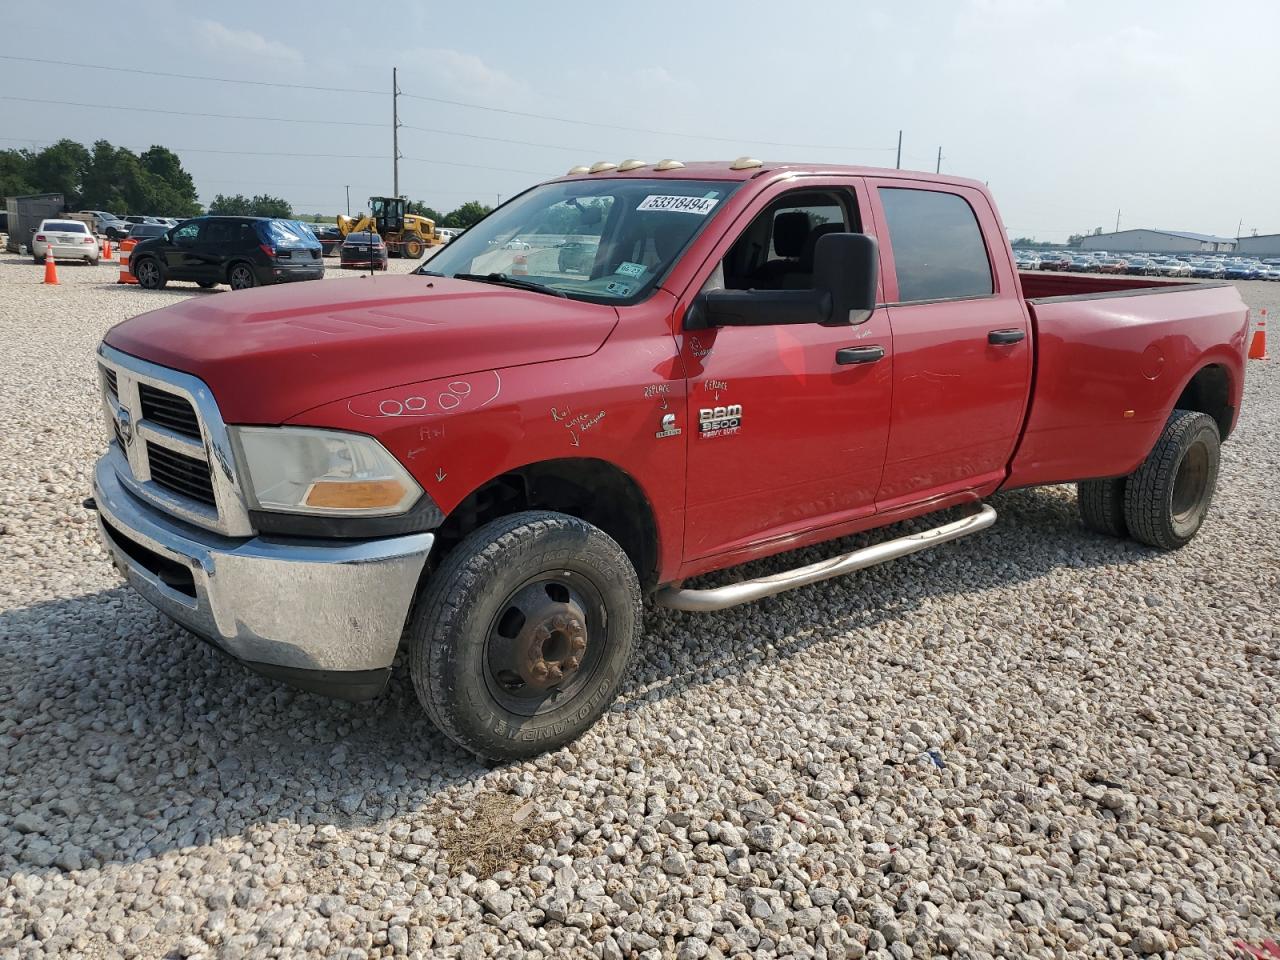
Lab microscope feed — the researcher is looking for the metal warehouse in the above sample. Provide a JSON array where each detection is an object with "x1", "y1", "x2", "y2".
[
  {"x1": 1235, "y1": 234, "x2": 1280, "y2": 258},
  {"x1": 1078, "y1": 229, "x2": 1236, "y2": 253}
]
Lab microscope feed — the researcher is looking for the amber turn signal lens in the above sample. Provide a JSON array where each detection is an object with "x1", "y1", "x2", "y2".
[{"x1": 305, "y1": 479, "x2": 408, "y2": 510}]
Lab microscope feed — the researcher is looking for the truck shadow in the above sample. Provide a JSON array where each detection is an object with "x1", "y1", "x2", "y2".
[{"x1": 0, "y1": 485, "x2": 1154, "y2": 879}]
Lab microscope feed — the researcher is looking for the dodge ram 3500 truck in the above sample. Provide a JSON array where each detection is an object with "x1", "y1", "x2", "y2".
[{"x1": 93, "y1": 160, "x2": 1249, "y2": 760}]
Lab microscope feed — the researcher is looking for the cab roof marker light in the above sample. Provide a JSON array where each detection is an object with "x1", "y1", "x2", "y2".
[
  {"x1": 654, "y1": 159, "x2": 685, "y2": 171},
  {"x1": 588, "y1": 161, "x2": 618, "y2": 174},
  {"x1": 617, "y1": 159, "x2": 647, "y2": 171},
  {"x1": 730, "y1": 157, "x2": 763, "y2": 170},
  {"x1": 566, "y1": 165, "x2": 590, "y2": 175}
]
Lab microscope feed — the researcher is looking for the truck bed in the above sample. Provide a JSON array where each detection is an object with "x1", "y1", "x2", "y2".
[{"x1": 1004, "y1": 275, "x2": 1249, "y2": 490}]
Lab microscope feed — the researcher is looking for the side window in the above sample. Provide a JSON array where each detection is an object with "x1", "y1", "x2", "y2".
[
  {"x1": 719, "y1": 190, "x2": 857, "y2": 291},
  {"x1": 878, "y1": 188, "x2": 993, "y2": 302},
  {"x1": 173, "y1": 222, "x2": 201, "y2": 244},
  {"x1": 204, "y1": 221, "x2": 234, "y2": 244}
]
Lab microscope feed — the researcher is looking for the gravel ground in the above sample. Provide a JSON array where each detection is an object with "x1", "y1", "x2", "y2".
[{"x1": 0, "y1": 253, "x2": 1277, "y2": 960}]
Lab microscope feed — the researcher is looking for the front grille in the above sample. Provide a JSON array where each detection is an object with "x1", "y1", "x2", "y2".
[
  {"x1": 112, "y1": 417, "x2": 125, "y2": 448},
  {"x1": 146, "y1": 442, "x2": 216, "y2": 506},
  {"x1": 103, "y1": 366, "x2": 118, "y2": 398},
  {"x1": 139, "y1": 383, "x2": 201, "y2": 439}
]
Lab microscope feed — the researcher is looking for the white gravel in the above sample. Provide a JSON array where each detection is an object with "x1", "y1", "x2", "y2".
[{"x1": 0, "y1": 252, "x2": 1277, "y2": 959}]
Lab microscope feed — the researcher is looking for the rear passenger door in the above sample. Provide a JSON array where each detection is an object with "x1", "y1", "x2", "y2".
[{"x1": 867, "y1": 181, "x2": 1031, "y2": 508}]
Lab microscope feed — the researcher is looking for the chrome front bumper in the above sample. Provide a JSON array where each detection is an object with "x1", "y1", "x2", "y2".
[{"x1": 93, "y1": 452, "x2": 433, "y2": 697}]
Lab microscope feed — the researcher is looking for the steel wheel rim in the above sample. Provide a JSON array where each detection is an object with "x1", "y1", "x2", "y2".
[
  {"x1": 483, "y1": 569, "x2": 608, "y2": 717},
  {"x1": 230, "y1": 267, "x2": 253, "y2": 289},
  {"x1": 1171, "y1": 439, "x2": 1209, "y2": 529}
]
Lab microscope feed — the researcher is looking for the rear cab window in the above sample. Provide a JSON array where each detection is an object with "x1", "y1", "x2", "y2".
[
  {"x1": 877, "y1": 187, "x2": 993, "y2": 303},
  {"x1": 44, "y1": 221, "x2": 89, "y2": 233},
  {"x1": 259, "y1": 219, "x2": 320, "y2": 249}
]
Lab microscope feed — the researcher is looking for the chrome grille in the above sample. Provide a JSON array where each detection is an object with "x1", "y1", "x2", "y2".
[
  {"x1": 138, "y1": 383, "x2": 201, "y2": 439},
  {"x1": 97, "y1": 344, "x2": 254, "y2": 537},
  {"x1": 146, "y1": 442, "x2": 216, "y2": 505}
]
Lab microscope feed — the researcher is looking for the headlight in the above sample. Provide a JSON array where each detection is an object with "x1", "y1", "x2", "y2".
[{"x1": 230, "y1": 427, "x2": 421, "y2": 516}]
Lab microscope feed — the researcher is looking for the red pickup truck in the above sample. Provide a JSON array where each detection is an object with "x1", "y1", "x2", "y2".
[{"x1": 93, "y1": 160, "x2": 1249, "y2": 759}]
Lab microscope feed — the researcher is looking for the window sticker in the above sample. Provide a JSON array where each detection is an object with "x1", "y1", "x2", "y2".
[
  {"x1": 637, "y1": 195, "x2": 719, "y2": 215},
  {"x1": 616, "y1": 261, "x2": 647, "y2": 279},
  {"x1": 606, "y1": 281, "x2": 633, "y2": 295}
]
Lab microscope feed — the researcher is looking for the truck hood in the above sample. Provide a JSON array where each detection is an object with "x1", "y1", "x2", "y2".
[{"x1": 104, "y1": 275, "x2": 619, "y2": 423}]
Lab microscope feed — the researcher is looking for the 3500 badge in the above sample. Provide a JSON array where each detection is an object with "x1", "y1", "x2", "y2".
[{"x1": 698, "y1": 404, "x2": 742, "y2": 438}]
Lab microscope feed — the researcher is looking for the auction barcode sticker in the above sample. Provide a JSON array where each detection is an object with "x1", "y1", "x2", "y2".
[{"x1": 637, "y1": 195, "x2": 719, "y2": 215}]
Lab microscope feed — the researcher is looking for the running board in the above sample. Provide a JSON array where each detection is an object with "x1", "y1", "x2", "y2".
[{"x1": 654, "y1": 504, "x2": 997, "y2": 612}]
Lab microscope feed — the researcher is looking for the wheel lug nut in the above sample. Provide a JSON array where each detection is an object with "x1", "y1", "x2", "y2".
[
  {"x1": 563, "y1": 657, "x2": 580, "y2": 672},
  {"x1": 570, "y1": 636, "x2": 586, "y2": 654}
]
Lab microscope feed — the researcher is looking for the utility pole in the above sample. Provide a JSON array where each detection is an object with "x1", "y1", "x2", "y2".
[
  {"x1": 392, "y1": 67, "x2": 401, "y2": 198},
  {"x1": 1236, "y1": 218, "x2": 1243, "y2": 240},
  {"x1": 935, "y1": 146, "x2": 942, "y2": 174},
  {"x1": 896, "y1": 130, "x2": 902, "y2": 170},
  {"x1": 1115, "y1": 209, "x2": 1121, "y2": 233},
  {"x1": 345, "y1": 185, "x2": 350, "y2": 217}
]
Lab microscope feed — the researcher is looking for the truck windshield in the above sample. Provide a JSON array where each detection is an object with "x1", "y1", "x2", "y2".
[{"x1": 419, "y1": 178, "x2": 740, "y2": 302}]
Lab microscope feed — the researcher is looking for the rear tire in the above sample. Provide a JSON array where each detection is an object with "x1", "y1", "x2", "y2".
[
  {"x1": 1123, "y1": 410, "x2": 1220, "y2": 550},
  {"x1": 228, "y1": 263, "x2": 257, "y2": 290},
  {"x1": 409, "y1": 511, "x2": 641, "y2": 761},
  {"x1": 404, "y1": 239, "x2": 424, "y2": 259},
  {"x1": 1077, "y1": 478, "x2": 1127, "y2": 538},
  {"x1": 134, "y1": 256, "x2": 166, "y2": 290},
  {"x1": 197, "y1": 280, "x2": 217, "y2": 289}
]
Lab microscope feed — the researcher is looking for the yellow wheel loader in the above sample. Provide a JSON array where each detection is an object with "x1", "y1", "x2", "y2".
[{"x1": 336, "y1": 196, "x2": 443, "y2": 259}]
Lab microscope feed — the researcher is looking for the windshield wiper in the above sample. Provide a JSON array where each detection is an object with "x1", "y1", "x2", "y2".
[{"x1": 453, "y1": 272, "x2": 568, "y2": 298}]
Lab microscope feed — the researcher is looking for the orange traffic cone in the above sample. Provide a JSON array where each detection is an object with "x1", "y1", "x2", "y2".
[
  {"x1": 102, "y1": 237, "x2": 113, "y2": 262},
  {"x1": 43, "y1": 245, "x2": 59, "y2": 285},
  {"x1": 1249, "y1": 309, "x2": 1269, "y2": 361}
]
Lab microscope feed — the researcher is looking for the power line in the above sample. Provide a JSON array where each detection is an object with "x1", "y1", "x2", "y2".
[
  {"x1": 0, "y1": 55, "x2": 383, "y2": 95},
  {"x1": 0, "y1": 55, "x2": 899, "y2": 154},
  {"x1": 0, "y1": 96, "x2": 385, "y2": 128}
]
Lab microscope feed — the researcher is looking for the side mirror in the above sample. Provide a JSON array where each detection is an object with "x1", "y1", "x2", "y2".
[
  {"x1": 813, "y1": 232, "x2": 879, "y2": 326},
  {"x1": 686, "y1": 232, "x2": 879, "y2": 330}
]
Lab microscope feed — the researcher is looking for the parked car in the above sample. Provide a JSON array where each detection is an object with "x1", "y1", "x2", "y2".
[
  {"x1": 315, "y1": 225, "x2": 345, "y2": 257},
  {"x1": 1158, "y1": 259, "x2": 1192, "y2": 278},
  {"x1": 92, "y1": 160, "x2": 1248, "y2": 761},
  {"x1": 1068, "y1": 256, "x2": 1095, "y2": 272},
  {"x1": 340, "y1": 231, "x2": 389, "y2": 270},
  {"x1": 128, "y1": 216, "x2": 324, "y2": 291},
  {"x1": 31, "y1": 218, "x2": 100, "y2": 264},
  {"x1": 1189, "y1": 260, "x2": 1224, "y2": 279},
  {"x1": 1037, "y1": 253, "x2": 1070, "y2": 271},
  {"x1": 1096, "y1": 257, "x2": 1128, "y2": 274},
  {"x1": 1126, "y1": 258, "x2": 1156, "y2": 276},
  {"x1": 126, "y1": 223, "x2": 170, "y2": 241}
]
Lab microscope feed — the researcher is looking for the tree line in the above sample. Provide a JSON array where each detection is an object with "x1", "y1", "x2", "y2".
[{"x1": 2, "y1": 137, "x2": 497, "y2": 228}]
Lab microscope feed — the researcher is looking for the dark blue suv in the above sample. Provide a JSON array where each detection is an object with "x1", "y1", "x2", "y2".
[{"x1": 129, "y1": 216, "x2": 324, "y2": 291}]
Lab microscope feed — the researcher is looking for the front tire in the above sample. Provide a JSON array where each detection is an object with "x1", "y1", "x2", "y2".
[
  {"x1": 403, "y1": 239, "x2": 424, "y2": 259},
  {"x1": 1123, "y1": 410, "x2": 1220, "y2": 550},
  {"x1": 134, "y1": 256, "x2": 166, "y2": 289},
  {"x1": 410, "y1": 511, "x2": 641, "y2": 761}
]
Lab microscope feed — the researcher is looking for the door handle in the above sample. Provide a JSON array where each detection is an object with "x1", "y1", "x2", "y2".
[
  {"x1": 988, "y1": 328, "x2": 1026, "y2": 345},
  {"x1": 835, "y1": 345, "x2": 885, "y2": 365}
]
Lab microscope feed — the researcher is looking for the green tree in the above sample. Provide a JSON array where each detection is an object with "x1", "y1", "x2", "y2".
[
  {"x1": 444, "y1": 201, "x2": 492, "y2": 228},
  {"x1": 209, "y1": 193, "x2": 292, "y2": 218},
  {"x1": 407, "y1": 201, "x2": 445, "y2": 223},
  {"x1": 29, "y1": 139, "x2": 90, "y2": 205},
  {"x1": 0, "y1": 148, "x2": 38, "y2": 197}
]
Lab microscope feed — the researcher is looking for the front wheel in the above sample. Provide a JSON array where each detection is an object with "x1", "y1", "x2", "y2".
[
  {"x1": 1123, "y1": 410, "x2": 1220, "y2": 550},
  {"x1": 133, "y1": 256, "x2": 166, "y2": 290},
  {"x1": 409, "y1": 511, "x2": 641, "y2": 761},
  {"x1": 403, "y1": 239, "x2": 424, "y2": 259},
  {"x1": 228, "y1": 263, "x2": 257, "y2": 290}
]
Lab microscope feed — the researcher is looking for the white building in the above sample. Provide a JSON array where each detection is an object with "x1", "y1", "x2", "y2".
[
  {"x1": 1078, "y1": 229, "x2": 1236, "y2": 254},
  {"x1": 1236, "y1": 234, "x2": 1280, "y2": 258}
]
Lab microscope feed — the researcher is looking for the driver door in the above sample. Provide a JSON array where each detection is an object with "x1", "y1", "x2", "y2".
[
  {"x1": 674, "y1": 180, "x2": 894, "y2": 561},
  {"x1": 164, "y1": 221, "x2": 211, "y2": 282}
]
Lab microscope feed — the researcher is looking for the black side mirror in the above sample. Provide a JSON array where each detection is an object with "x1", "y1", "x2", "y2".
[
  {"x1": 687, "y1": 232, "x2": 879, "y2": 330},
  {"x1": 813, "y1": 232, "x2": 879, "y2": 326}
]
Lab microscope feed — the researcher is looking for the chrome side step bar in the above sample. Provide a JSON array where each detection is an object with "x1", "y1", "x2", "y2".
[{"x1": 654, "y1": 504, "x2": 997, "y2": 612}]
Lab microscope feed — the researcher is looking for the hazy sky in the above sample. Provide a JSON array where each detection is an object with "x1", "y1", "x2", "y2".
[{"x1": 4, "y1": 0, "x2": 1277, "y2": 240}]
